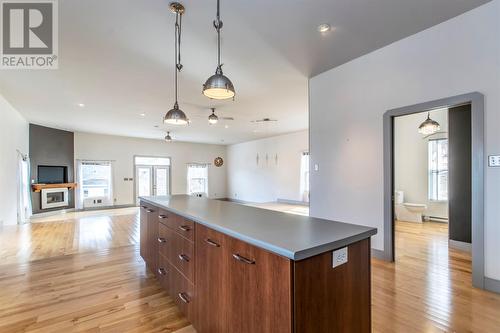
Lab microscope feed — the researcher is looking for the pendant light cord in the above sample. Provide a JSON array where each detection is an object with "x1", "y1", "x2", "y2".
[
  {"x1": 174, "y1": 10, "x2": 183, "y2": 105},
  {"x1": 214, "y1": 0, "x2": 222, "y2": 73}
]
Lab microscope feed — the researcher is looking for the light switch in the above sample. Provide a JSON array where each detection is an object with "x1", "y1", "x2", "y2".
[
  {"x1": 314, "y1": 164, "x2": 319, "y2": 171},
  {"x1": 489, "y1": 155, "x2": 500, "y2": 167},
  {"x1": 332, "y1": 247, "x2": 348, "y2": 268}
]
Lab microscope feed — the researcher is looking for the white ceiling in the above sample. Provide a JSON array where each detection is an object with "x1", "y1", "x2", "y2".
[{"x1": 0, "y1": 0, "x2": 490, "y2": 144}]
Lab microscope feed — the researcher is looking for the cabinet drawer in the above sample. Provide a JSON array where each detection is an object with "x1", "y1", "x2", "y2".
[
  {"x1": 158, "y1": 222, "x2": 173, "y2": 258},
  {"x1": 157, "y1": 253, "x2": 170, "y2": 292},
  {"x1": 169, "y1": 231, "x2": 195, "y2": 283},
  {"x1": 158, "y1": 209, "x2": 195, "y2": 241},
  {"x1": 171, "y1": 265, "x2": 195, "y2": 323}
]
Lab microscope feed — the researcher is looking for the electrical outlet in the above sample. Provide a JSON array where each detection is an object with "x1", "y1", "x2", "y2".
[
  {"x1": 314, "y1": 164, "x2": 319, "y2": 171},
  {"x1": 489, "y1": 155, "x2": 500, "y2": 167},
  {"x1": 332, "y1": 247, "x2": 348, "y2": 268}
]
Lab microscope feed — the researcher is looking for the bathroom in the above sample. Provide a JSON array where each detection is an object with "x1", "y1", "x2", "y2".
[
  {"x1": 393, "y1": 103, "x2": 473, "y2": 258},
  {"x1": 394, "y1": 108, "x2": 449, "y2": 225}
]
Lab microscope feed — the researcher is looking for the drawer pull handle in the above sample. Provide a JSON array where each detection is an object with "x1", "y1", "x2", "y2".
[
  {"x1": 205, "y1": 238, "x2": 220, "y2": 247},
  {"x1": 178, "y1": 254, "x2": 190, "y2": 262},
  {"x1": 232, "y1": 253, "x2": 256, "y2": 265},
  {"x1": 178, "y1": 225, "x2": 191, "y2": 232},
  {"x1": 158, "y1": 268, "x2": 167, "y2": 276},
  {"x1": 158, "y1": 214, "x2": 168, "y2": 219},
  {"x1": 141, "y1": 205, "x2": 148, "y2": 209},
  {"x1": 178, "y1": 292, "x2": 190, "y2": 304},
  {"x1": 146, "y1": 209, "x2": 154, "y2": 213},
  {"x1": 157, "y1": 237, "x2": 167, "y2": 243}
]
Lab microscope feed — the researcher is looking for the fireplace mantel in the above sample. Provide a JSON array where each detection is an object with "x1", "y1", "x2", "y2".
[{"x1": 32, "y1": 183, "x2": 78, "y2": 193}]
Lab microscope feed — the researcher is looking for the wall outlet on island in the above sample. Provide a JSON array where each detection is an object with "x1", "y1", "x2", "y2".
[{"x1": 332, "y1": 247, "x2": 348, "y2": 268}]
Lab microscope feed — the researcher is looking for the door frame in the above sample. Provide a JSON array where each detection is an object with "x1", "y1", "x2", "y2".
[
  {"x1": 133, "y1": 155, "x2": 172, "y2": 206},
  {"x1": 383, "y1": 92, "x2": 485, "y2": 289}
]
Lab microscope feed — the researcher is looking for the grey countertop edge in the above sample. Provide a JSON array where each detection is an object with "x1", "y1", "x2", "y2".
[{"x1": 140, "y1": 197, "x2": 377, "y2": 261}]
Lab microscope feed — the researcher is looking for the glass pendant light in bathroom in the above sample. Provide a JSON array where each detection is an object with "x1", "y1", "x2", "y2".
[
  {"x1": 164, "y1": 2, "x2": 189, "y2": 125},
  {"x1": 418, "y1": 112, "x2": 440, "y2": 135},
  {"x1": 202, "y1": 0, "x2": 235, "y2": 100}
]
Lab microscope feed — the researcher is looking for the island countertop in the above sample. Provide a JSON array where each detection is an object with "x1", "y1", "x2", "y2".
[{"x1": 140, "y1": 195, "x2": 377, "y2": 260}]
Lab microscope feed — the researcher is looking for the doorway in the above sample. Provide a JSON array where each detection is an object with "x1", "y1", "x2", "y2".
[
  {"x1": 383, "y1": 92, "x2": 485, "y2": 289},
  {"x1": 134, "y1": 156, "x2": 171, "y2": 205}
]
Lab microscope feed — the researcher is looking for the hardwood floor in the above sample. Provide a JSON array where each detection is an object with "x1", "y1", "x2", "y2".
[
  {"x1": 1, "y1": 212, "x2": 499, "y2": 332},
  {"x1": 372, "y1": 221, "x2": 500, "y2": 332}
]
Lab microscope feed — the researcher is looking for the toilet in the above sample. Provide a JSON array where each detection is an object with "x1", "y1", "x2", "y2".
[{"x1": 394, "y1": 190, "x2": 427, "y2": 223}]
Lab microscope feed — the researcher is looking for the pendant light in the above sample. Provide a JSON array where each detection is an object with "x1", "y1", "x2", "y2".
[
  {"x1": 165, "y1": 131, "x2": 172, "y2": 142},
  {"x1": 208, "y1": 108, "x2": 219, "y2": 125},
  {"x1": 202, "y1": 0, "x2": 235, "y2": 100},
  {"x1": 164, "y1": 2, "x2": 188, "y2": 125},
  {"x1": 418, "y1": 112, "x2": 440, "y2": 135}
]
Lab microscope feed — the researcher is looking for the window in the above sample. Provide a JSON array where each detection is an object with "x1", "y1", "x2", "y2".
[
  {"x1": 187, "y1": 164, "x2": 208, "y2": 196},
  {"x1": 428, "y1": 139, "x2": 448, "y2": 201},
  {"x1": 300, "y1": 152, "x2": 310, "y2": 202},
  {"x1": 81, "y1": 161, "x2": 113, "y2": 200},
  {"x1": 134, "y1": 156, "x2": 170, "y2": 166}
]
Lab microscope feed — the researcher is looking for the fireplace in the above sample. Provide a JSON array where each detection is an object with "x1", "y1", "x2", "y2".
[{"x1": 41, "y1": 188, "x2": 69, "y2": 209}]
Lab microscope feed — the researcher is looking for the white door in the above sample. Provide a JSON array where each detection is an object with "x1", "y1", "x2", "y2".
[{"x1": 136, "y1": 165, "x2": 170, "y2": 205}]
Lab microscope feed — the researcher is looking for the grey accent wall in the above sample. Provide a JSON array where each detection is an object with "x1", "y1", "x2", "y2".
[
  {"x1": 29, "y1": 124, "x2": 75, "y2": 214},
  {"x1": 448, "y1": 104, "x2": 472, "y2": 243}
]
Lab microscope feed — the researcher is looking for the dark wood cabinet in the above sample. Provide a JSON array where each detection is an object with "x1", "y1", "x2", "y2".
[
  {"x1": 195, "y1": 224, "x2": 227, "y2": 333},
  {"x1": 140, "y1": 200, "x2": 372, "y2": 333},
  {"x1": 226, "y1": 236, "x2": 293, "y2": 333},
  {"x1": 139, "y1": 205, "x2": 148, "y2": 261}
]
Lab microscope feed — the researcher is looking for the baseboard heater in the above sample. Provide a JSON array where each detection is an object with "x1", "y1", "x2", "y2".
[{"x1": 426, "y1": 216, "x2": 449, "y2": 223}]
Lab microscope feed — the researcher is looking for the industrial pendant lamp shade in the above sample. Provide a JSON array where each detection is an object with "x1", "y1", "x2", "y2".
[
  {"x1": 164, "y1": 102, "x2": 188, "y2": 125},
  {"x1": 202, "y1": 0, "x2": 235, "y2": 100},
  {"x1": 165, "y1": 131, "x2": 172, "y2": 142},
  {"x1": 164, "y1": 2, "x2": 189, "y2": 125},
  {"x1": 418, "y1": 112, "x2": 440, "y2": 135},
  {"x1": 208, "y1": 108, "x2": 219, "y2": 125}
]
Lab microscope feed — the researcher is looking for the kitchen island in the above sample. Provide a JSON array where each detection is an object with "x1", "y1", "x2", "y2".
[{"x1": 140, "y1": 195, "x2": 377, "y2": 333}]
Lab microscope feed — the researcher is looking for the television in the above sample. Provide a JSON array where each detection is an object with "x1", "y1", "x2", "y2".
[{"x1": 37, "y1": 166, "x2": 67, "y2": 184}]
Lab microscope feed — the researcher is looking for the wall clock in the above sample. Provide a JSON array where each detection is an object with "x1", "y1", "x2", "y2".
[{"x1": 214, "y1": 157, "x2": 224, "y2": 167}]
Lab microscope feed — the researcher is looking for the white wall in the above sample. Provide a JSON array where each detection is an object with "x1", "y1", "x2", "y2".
[
  {"x1": 74, "y1": 132, "x2": 227, "y2": 205},
  {"x1": 310, "y1": 1, "x2": 500, "y2": 279},
  {"x1": 394, "y1": 108, "x2": 448, "y2": 219},
  {"x1": 227, "y1": 130, "x2": 309, "y2": 203},
  {"x1": 0, "y1": 95, "x2": 29, "y2": 226}
]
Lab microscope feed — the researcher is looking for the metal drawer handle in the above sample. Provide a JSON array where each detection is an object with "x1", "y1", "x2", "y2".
[
  {"x1": 178, "y1": 292, "x2": 190, "y2": 304},
  {"x1": 178, "y1": 225, "x2": 191, "y2": 232},
  {"x1": 232, "y1": 253, "x2": 255, "y2": 265},
  {"x1": 205, "y1": 238, "x2": 220, "y2": 247},
  {"x1": 141, "y1": 205, "x2": 148, "y2": 209},
  {"x1": 146, "y1": 209, "x2": 154, "y2": 213},
  {"x1": 157, "y1": 237, "x2": 166, "y2": 243},
  {"x1": 158, "y1": 268, "x2": 167, "y2": 276},
  {"x1": 158, "y1": 214, "x2": 168, "y2": 219},
  {"x1": 178, "y1": 254, "x2": 190, "y2": 262}
]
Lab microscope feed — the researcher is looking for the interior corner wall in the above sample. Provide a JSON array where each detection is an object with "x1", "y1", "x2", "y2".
[
  {"x1": 226, "y1": 130, "x2": 309, "y2": 203},
  {"x1": 74, "y1": 132, "x2": 227, "y2": 205},
  {"x1": 0, "y1": 95, "x2": 29, "y2": 226},
  {"x1": 394, "y1": 109, "x2": 449, "y2": 220},
  {"x1": 309, "y1": 0, "x2": 500, "y2": 279}
]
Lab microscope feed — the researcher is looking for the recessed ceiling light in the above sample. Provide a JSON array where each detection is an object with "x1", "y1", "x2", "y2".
[
  {"x1": 224, "y1": 125, "x2": 229, "y2": 129},
  {"x1": 77, "y1": 103, "x2": 85, "y2": 108},
  {"x1": 317, "y1": 23, "x2": 331, "y2": 33},
  {"x1": 140, "y1": 113, "x2": 146, "y2": 117}
]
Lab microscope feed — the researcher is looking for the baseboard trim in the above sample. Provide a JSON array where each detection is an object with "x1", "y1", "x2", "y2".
[
  {"x1": 276, "y1": 198, "x2": 309, "y2": 206},
  {"x1": 77, "y1": 204, "x2": 136, "y2": 212},
  {"x1": 485, "y1": 277, "x2": 500, "y2": 294},
  {"x1": 449, "y1": 240, "x2": 472, "y2": 252},
  {"x1": 371, "y1": 248, "x2": 386, "y2": 260},
  {"x1": 31, "y1": 208, "x2": 76, "y2": 218}
]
